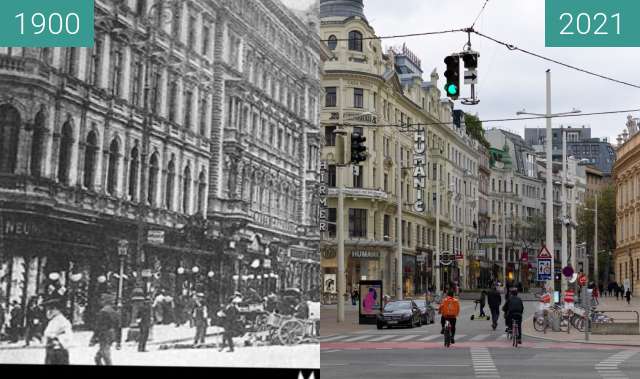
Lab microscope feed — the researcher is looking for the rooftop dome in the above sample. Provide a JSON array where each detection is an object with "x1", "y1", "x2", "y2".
[{"x1": 320, "y1": 0, "x2": 367, "y2": 21}]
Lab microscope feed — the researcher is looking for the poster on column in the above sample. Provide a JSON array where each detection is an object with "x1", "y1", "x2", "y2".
[{"x1": 359, "y1": 280, "x2": 383, "y2": 324}]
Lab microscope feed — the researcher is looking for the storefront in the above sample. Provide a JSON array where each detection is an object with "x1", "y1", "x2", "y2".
[
  {"x1": 0, "y1": 208, "x2": 102, "y2": 328},
  {"x1": 415, "y1": 248, "x2": 433, "y2": 295},
  {"x1": 402, "y1": 254, "x2": 416, "y2": 297},
  {"x1": 348, "y1": 250, "x2": 383, "y2": 295}
]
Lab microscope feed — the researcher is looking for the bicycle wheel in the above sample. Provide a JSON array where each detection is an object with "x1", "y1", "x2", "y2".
[
  {"x1": 533, "y1": 316, "x2": 546, "y2": 332},
  {"x1": 444, "y1": 328, "x2": 451, "y2": 348}
]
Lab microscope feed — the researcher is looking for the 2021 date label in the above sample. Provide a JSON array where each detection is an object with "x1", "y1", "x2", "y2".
[
  {"x1": 0, "y1": 0, "x2": 93, "y2": 47},
  {"x1": 546, "y1": 0, "x2": 640, "y2": 47}
]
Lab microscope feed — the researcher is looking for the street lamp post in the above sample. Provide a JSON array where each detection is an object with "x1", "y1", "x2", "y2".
[
  {"x1": 116, "y1": 239, "x2": 129, "y2": 311},
  {"x1": 516, "y1": 69, "x2": 581, "y2": 293},
  {"x1": 584, "y1": 194, "x2": 598, "y2": 286}
]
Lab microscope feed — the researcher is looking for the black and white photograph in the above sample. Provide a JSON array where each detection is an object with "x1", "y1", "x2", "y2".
[{"x1": 0, "y1": 0, "x2": 322, "y2": 373}]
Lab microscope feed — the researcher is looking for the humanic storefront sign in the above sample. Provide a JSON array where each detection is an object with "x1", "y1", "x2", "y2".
[
  {"x1": 413, "y1": 125, "x2": 427, "y2": 213},
  {"x1": 351, "y1": 251, "x2": 381, "y2": 259}
]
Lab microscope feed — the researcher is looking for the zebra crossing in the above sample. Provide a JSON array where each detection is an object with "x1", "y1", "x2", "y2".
[
  {"x1": 595, "y1": 350, "x2": 638, "y2": 379},
  {"x1": 320, "y1": 332, "x2": 502, "y2": 344}
]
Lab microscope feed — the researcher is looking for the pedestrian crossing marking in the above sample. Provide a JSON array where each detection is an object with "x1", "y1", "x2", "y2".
[
  {"x1": 367, "y1": 335, "x2": 399, "y2": 342},
  {"x1": 392, "y1": 335, "x2": 419, "y2": 342},
  {"x1": 418, "y1": 335, "x2": 441, "y2": 341},
  {"x1": 320, "y1": 335, "x2": 350, "y2": 342},
  {"x1": 470, "y1": 334, "x2": 490, "y2": 341},
  {"x1": 595, "y1": 350, "x2": 637, "y2": 379},
  {"x1": 341, "y1": 335, "x2": 373, "y2": 342}
]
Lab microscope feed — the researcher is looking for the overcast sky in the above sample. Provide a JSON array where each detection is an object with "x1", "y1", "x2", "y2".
[
  {"x1": 358, "y1": 0, "x2": 640, "y2": 144},
  {"x1": 280, "y1": 0, "x2": 317, "y2": 11}
]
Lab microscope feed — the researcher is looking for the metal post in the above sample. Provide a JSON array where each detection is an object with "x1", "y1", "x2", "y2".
[
  {"x1": 117, "y1": 256, "x2": 125, "y2": 309},
  {"x1": 462, "y1": 179, "x2": 467, "y2": 290},
  {"x1": 545, "y1": 69, "x2": 555, "y2": 293},
  {"x1": 396, "y1": 141, "x2": 403, "y2": 300},
  {"x1": 502, "y1": 194, "x2": 506, "y2": 285},
  {"x1": 570, "y1": 174, "x2": 577, "y2": 273},
  {"x1": 594, "y1": 195, "x2": 598, "y2": 287},
  {"x1": 583, "y1": 285, "x2": 590, "y2": 341},
  {"x1": 337, "y1": 165, "x2": 345, "y2": 323},
  {"x1": 561, "y1": 129, "x2": 567, "y2": 294},
  {"x1": 435, "y1": 174, "x2": 441, "y2": 296}
]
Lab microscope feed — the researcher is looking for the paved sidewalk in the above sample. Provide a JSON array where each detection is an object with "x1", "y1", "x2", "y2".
[
  {"x1": 0, "y1": 323, "x2": 225, "y2": 350},
  {"x1": 523, "y1": 295, "x2": 640, "y2": 346},
  {"x1": 321, "y1": 303, "x2": 371, "y2": 336}
]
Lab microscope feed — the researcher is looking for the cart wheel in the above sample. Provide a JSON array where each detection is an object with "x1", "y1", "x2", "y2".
[{"x1": 278, "y1": 319, "x2": 305, "y2": 345}]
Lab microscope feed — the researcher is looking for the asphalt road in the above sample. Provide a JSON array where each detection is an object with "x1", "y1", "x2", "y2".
[{"x1": 321, "y1": 300, "x2": 640, "y2": 379}]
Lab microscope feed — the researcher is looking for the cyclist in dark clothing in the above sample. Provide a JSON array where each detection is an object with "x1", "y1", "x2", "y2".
[
  {"x1": 487, "y1": 288, "x2": 502, "y2": 330},
  {"x1": 505, "y1": 289, "x2": 524, "y2": 343}
]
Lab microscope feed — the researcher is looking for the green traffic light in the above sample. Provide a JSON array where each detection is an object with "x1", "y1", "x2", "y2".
[{"x1": 446, "y1": 83, "x2": 458, "y2": 96}]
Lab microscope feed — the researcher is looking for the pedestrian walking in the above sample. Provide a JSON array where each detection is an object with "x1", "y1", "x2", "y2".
[
  {"x1": 192, "y1": 293, "x2": 208, "y2": 346},
  {"x1": 136, "y1": 298, "x2": 152, "y2": 352},
  {"x1": 24, "y1": 296, "x2": 44, "y2": 346},
  {"x1": 42, "y1": 296, "x2": 72, "y2": 365},
  {"x1": 487, "y1": 287, "x2": 501, "y2": 330},
  {"x1": 626, "y1": 288, "x2": 632, "y2": 304},
  {"x1": 619, "y1": 284, "x2": 625, "y2": 300},
  {"x1": 0, "y1": 301, "x2": 5, "y2": 339},
  {"x1": 91, "y1": 294, "x2": 120, "y2": 366},
  {"x1": 218, "y1": 295, "x2": 242, "y2": 352},
  {"x1": 479, "y1": 290, "x2": 487, "y2": 317},
  {"x1": 8, "y1": 300, "x2": 24, "y2": 343},
  {"x1": 174, "y1": 291, "x2": 186, "y2": 327}
]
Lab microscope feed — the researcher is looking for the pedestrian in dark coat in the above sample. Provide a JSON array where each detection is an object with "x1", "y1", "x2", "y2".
[
  {"x1": 487, "y1": 288, "x2": 501, "y2": 330},
  {"x1": 9, "y1": 300, "x2": 24, "y2": 343},
  {"x1": 136, "y1": 299, "x2": 152, "y2": 352},
  {"x1": 24, "y1": 296, "x2": 44, "y2": 346},
  {"x1": 479, "y1": 290, "x2": 487, "y2": 317},
  {"x1": 192, "y1": 293, "x2": 208, "y2": 346},
  {"x1": 91, "y1": 295, "x2": 120, "y2": 365},
  {"x1": 626, "y1": 288, "x2": 632, "y2": 304},
  {"x1": 219, "y1": 296, "x2": 241, "y2": 352},
  {"x1": 0, "y1": 302, "x2": 5, "y2": 339}
]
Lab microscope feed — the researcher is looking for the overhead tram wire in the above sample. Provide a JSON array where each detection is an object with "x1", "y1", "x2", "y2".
[
  {"x1": 471, "y1": 0, "x2": 490, "y2": 29},
  {"x1": 471, "y1": 30, "x2": 640, "y2": 90},
  {"x1": 325, "y1": 108, "x2": 640, "y2": 131}
]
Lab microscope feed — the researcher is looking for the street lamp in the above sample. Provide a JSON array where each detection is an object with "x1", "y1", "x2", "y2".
[
  {"x1": 116, "y1": 239, "x2": 129, "y2": 310},
  {"x1": 516, "y1": 80, "x2": 581, "y2": 293},
  {"x1": 584, "y1": 193, "x2": 598, "y2": 286}
]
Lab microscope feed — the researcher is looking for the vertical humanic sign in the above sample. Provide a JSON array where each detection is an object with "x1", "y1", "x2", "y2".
[
  {"x1": 413, "y1": 126, "x2": 427, "y2": 213},
  {"x1": 318, "y1": 161, "x2": 328, "y2": 233}
]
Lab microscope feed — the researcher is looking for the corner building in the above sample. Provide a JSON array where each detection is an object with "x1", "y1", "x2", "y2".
[
  {"x1": 319, "y1": 0, "x2": 480, "y2": 301},
  {"x1": 0, "y1": 0, "x2": 322, "y2": 326}
]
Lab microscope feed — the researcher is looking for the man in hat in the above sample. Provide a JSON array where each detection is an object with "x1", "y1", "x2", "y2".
[
  {"x1": 42, "y1": 296, "x2": 72, "y2": 365},
  {"x1": 91, "y1": 294, "x2": 120, "y2": 365},
  {"x1": 219, "y1": 295, "x2": 241, "y2": 352},
  {"x1": 192, "y1": 293, "x2": 208, "y2": 346},
  {"x1": 136, "y1": 297, "x2": 152, "y2": 352}
]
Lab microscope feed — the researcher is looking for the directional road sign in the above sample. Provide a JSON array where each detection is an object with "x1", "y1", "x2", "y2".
[{"x1": 464, "y1": 69, "x2": 478, "y2": 85}]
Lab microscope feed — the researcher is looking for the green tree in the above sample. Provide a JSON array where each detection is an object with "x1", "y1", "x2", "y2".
[
  {"x1": 577, "y1": 184, "x2": 616, "y2": 282},
  {"x1": 464, "y1": 114, "x2": 490, "y2": 149}
]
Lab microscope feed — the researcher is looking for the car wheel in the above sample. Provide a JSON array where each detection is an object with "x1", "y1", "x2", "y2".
[{"x1": 377, "y1": 323, "x2": 383, "y2": 330}]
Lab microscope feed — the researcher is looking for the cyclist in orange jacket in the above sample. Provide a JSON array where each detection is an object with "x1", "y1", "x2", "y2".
[{"x1": 439, "y1": 289, "x2": 461, "y2": 344}]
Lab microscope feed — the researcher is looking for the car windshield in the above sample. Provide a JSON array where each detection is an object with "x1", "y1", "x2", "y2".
[{"x1": 384, "y1": 301, "x2": 411, "y2": 311}]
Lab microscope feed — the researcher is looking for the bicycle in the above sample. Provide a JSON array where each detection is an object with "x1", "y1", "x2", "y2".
[
  {"x1": 511, "y1": 318, "x2": 521, "y2": 348},
  {"x1": 443, "y1": 319, "x2": 452, "y2": 348}
]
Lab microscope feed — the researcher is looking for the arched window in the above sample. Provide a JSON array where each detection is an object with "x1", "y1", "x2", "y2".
[
  {"x1": 30, "y1": 111, "x2": 46, "y2": 177},
  {"x1": 182, "y1": 165, "x2": 191, "y2": 214},
  {"x1": 166, "y1": 158, "x2": 175, "y2": 210},
  {"x1": 197, "y1": 170, "x2": 206, "y2": 214},
  {"x1": 0, "y1": 104, "x2": 21, "y2": 174},
  {"x1": 148, "y1": 152, "x2": 159, "y2": 205},
  {"x1": 83, "y1": 130, "x2": 98, "y2": 189},
  {"x1": 106, "y1": 138, "x2": 120, "y2": 195},
  {"x1": 327, "y1": 35, "x2": 337, "y2": 50},
  {"x1": 348, "y1": 31, "x2": 363, "y2": 52},
  {"x1": 57, "y1": 122, "x2": 74, "y2": 184},
  {"x1": 128, "y1": 146, "x2": 139, "y2": 200}
]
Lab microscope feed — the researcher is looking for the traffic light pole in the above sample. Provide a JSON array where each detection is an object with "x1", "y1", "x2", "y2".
[
  {"x1": 337, "y1": 164, "x2": 345, "y2": 323},
  {"x1": 545, "y1": 70, "x2": 555, "y2": 294},
  {"x1": 396, "y1": 141, "x2": 403, "y2": 300}
]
